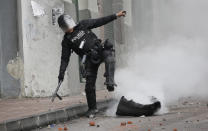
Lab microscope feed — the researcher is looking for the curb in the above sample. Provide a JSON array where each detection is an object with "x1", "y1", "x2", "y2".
[{"x1": 0, "y1": 98, "x2": 114, "y2": 131}]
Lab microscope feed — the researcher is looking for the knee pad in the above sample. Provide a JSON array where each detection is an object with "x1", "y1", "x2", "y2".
[
  {"x1": 103, "y1": 39, "x2": 115, "y2": 59},
  {"x1": 103, "y1": 49, "x2": 115, "y2": 63},
  {"x1": 105, "y1": 56, "x2": 115, "y2": 63},
  {"x1": 104, "y1": 39, "x2": 113, "y2": 49}
]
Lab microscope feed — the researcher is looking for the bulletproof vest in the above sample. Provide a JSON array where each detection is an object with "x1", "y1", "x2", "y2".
[{"x1": 66, "y1": 28, "x2": 99, "y2": 56}]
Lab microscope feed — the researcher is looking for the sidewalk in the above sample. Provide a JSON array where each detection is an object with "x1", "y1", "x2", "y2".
[{"x1": 0, "y1": 90, "x2": 113, "y2": 131}]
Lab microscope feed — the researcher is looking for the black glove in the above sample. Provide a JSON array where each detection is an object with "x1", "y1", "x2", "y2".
[
  {"x1": 58, "y1": 71, "x2": 64, "y2": 83},
  {"x1": 107, "y1": 85, "x2": 114, "y2": 92}
]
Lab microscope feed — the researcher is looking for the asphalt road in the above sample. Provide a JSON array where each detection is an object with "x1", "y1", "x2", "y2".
[{"x1": 33, "y1": 98, "x2": 208, "y2": 131}]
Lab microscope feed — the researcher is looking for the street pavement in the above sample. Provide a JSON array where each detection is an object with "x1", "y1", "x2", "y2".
[
  {"x1": 33, "y1": 98, "x2": 208, "y2": 131},
  {"x1": 0, "y1": 90, "x2": 111, "y2": 123}
]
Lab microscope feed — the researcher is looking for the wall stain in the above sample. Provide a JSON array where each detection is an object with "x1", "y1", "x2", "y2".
[{"x1": 7, "y1": 56, "x2": 23, "y2": 80}]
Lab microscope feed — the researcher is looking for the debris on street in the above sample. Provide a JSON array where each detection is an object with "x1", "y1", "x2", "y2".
[
  {"x1": 120, "y1": 122, "x2": 126, "y2": 126},
  {"x1": 173, "y1": 128, "x2": 178, "y2": 131},
  {"x1": 127, "y1": 121, "x2": 133, "y2": 124},
  {"x1": 89, "y1": 121, "x2": 95, "y2": 126},
  {"x1": 64, "y1": 125, "x2": 68, "y2": 130}
]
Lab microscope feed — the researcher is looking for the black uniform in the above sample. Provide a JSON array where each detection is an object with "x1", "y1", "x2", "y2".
[{"x1": 58, "y1": 14, "x2": 117, "y2": 110}]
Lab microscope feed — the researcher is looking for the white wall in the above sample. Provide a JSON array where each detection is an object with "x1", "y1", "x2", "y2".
[
  {"x1": 19, "y1": 0, "x2": 83, "y2": 97},
  {"x1": 88, "y1": 0, "x2": 98, "y2": 14}
]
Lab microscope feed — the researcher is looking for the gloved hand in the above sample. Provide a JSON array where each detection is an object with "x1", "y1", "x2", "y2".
[
  {"x1": 107, "y1": 85, "x2": 114, "y2": 92},
  {"x1": 58, "y1": 72, "x2": 64, "y2": 83},
  {"x1": 116, "y1": 11, "x2": 127, "y2": 17}
]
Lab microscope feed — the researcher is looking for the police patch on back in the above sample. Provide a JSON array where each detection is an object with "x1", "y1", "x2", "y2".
[{"x1": 71, "y1": 30, "x2": 85, "y2": 43}]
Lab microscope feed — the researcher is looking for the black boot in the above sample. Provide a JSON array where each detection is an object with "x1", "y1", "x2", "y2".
[
  {"x1": 103, "y1": 52, "x2": 117, "y2": 92},
  {"x1": 85, "y1": 108, "x2": 99, "y2": 118}
]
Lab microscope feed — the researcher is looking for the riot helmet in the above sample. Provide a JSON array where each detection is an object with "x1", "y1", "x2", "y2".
[{"x1": 58, "y1": 14, "x2": 76, "y2": 32}]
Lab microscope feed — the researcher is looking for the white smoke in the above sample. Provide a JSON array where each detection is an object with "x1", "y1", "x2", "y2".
[
  {"x1": 115, "y1": 36, "x2": 208, "y2": 105},
  {"x1": 106, "y1": 36, "x2": 208, "y2": 116},
  {"x1": 107, "y1": 0, "x2": 208, "y2": 115}
]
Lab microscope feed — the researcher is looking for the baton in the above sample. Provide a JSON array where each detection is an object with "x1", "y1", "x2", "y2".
[{"x1": 51, "y1": 81, "x2": 63, "y2": 102}]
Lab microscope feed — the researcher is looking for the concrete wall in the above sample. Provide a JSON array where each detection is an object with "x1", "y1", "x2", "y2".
[
  {"x1": 0, "y1": 0, "x2": 21, "y2": 98},
  {"x1": 0, "y1": 22, "x2": 2, "y2": 98},
  {"x1": 0, "y1": 28, "x2": 1, "y2": 98},
  {"x1": 18, "y1": 0, "x2": 84, "y2": 97}
]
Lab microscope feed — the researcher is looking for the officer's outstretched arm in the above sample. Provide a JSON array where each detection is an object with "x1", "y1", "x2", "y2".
[
  {"x1": 58, "y1": 39, "x2": 71, "y2": 82},
  {"x1": 81, "y1": 11, "x2": 126, "y2": 29}
]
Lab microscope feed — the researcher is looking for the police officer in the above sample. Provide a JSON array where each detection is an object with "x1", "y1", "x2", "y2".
[{"x1": 57, "y1": 11, "x2": 126, "y2": 117}]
